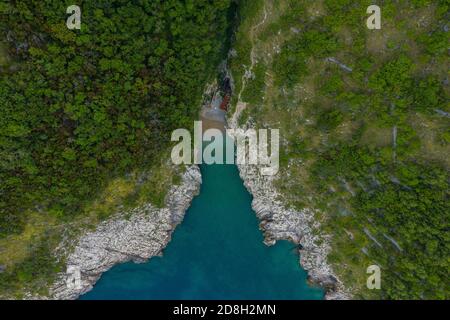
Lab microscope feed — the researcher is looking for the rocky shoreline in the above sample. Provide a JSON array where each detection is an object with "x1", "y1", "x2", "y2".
[
  {"x1": 227, "y1": 118, "x2": 350, "y2": 300},
  {"x1": 49, "y1": 165, "x2": 201, "y2": 300}
]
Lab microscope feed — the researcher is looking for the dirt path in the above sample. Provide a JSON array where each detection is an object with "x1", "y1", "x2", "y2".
[{"x1": 230, "y1": 3, "x2": 269, "y2": 128}]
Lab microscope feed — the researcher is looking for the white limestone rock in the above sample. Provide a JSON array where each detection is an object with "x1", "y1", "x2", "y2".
[
  {"x1": 227, "y1": 116, "x2": 351, "y2": 300},
  {"x1": 50, "y1": 165, "x2": 201, "y2": 300}
]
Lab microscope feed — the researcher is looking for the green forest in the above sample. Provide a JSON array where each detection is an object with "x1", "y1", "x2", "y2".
[
  {"x1": 231, "y1": 0, "x2": 449, "y2": 299},
  {"x1": 0, "y1": 0, "x2": 233, "y2": 296}
]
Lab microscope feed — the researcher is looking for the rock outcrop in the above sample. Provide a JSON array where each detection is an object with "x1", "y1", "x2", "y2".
[
  {"x1": 50, "y1": 165, "x2": 201, "y2": 300},
  {"x1": 227, "y1": 119, "x2": 350, "y2": 300}
]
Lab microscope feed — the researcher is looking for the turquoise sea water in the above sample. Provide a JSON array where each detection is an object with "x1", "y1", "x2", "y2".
[{"x1": 80, "y1": 158, "x2": 324, "y2": 300}]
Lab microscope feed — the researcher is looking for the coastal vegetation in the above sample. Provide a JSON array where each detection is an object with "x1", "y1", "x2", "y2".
[
  {"x1": 0, "y1": 0, "x2": 233, "y2": 297},
  {"x1": 230, "y1": 0, "x2": 449, "y2": 299}
]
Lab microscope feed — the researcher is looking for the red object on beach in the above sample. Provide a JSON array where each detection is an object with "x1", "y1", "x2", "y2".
[{"x1": 220, "y1": 94, "x2": 230, "y2": 111}]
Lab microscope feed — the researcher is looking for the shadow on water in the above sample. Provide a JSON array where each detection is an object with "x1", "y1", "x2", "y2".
[{"x1": 81, "y1": 156, "x2": 324, "y2": 300}]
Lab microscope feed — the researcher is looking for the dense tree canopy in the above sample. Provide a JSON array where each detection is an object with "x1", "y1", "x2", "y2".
[{"x1": 0, "y1": 0, "x2": 232, "y2": 236}]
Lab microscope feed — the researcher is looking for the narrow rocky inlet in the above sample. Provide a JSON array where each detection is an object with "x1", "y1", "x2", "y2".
[
  {"x1": 78, "y1": 146, "x2": 324, "y2": 300},
  {"x1": 58, "y1": 77, "x2": 325, "y2": 300}
]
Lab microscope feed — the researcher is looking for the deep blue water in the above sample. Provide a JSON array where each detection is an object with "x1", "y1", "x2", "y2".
[{"x1": 80, "y1": 154, "x2": 324, "y2": 299}]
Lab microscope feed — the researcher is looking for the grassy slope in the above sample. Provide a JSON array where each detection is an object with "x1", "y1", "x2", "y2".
[{"x1": 230, "y1": 0, "x2": 449, "y2": 299}]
